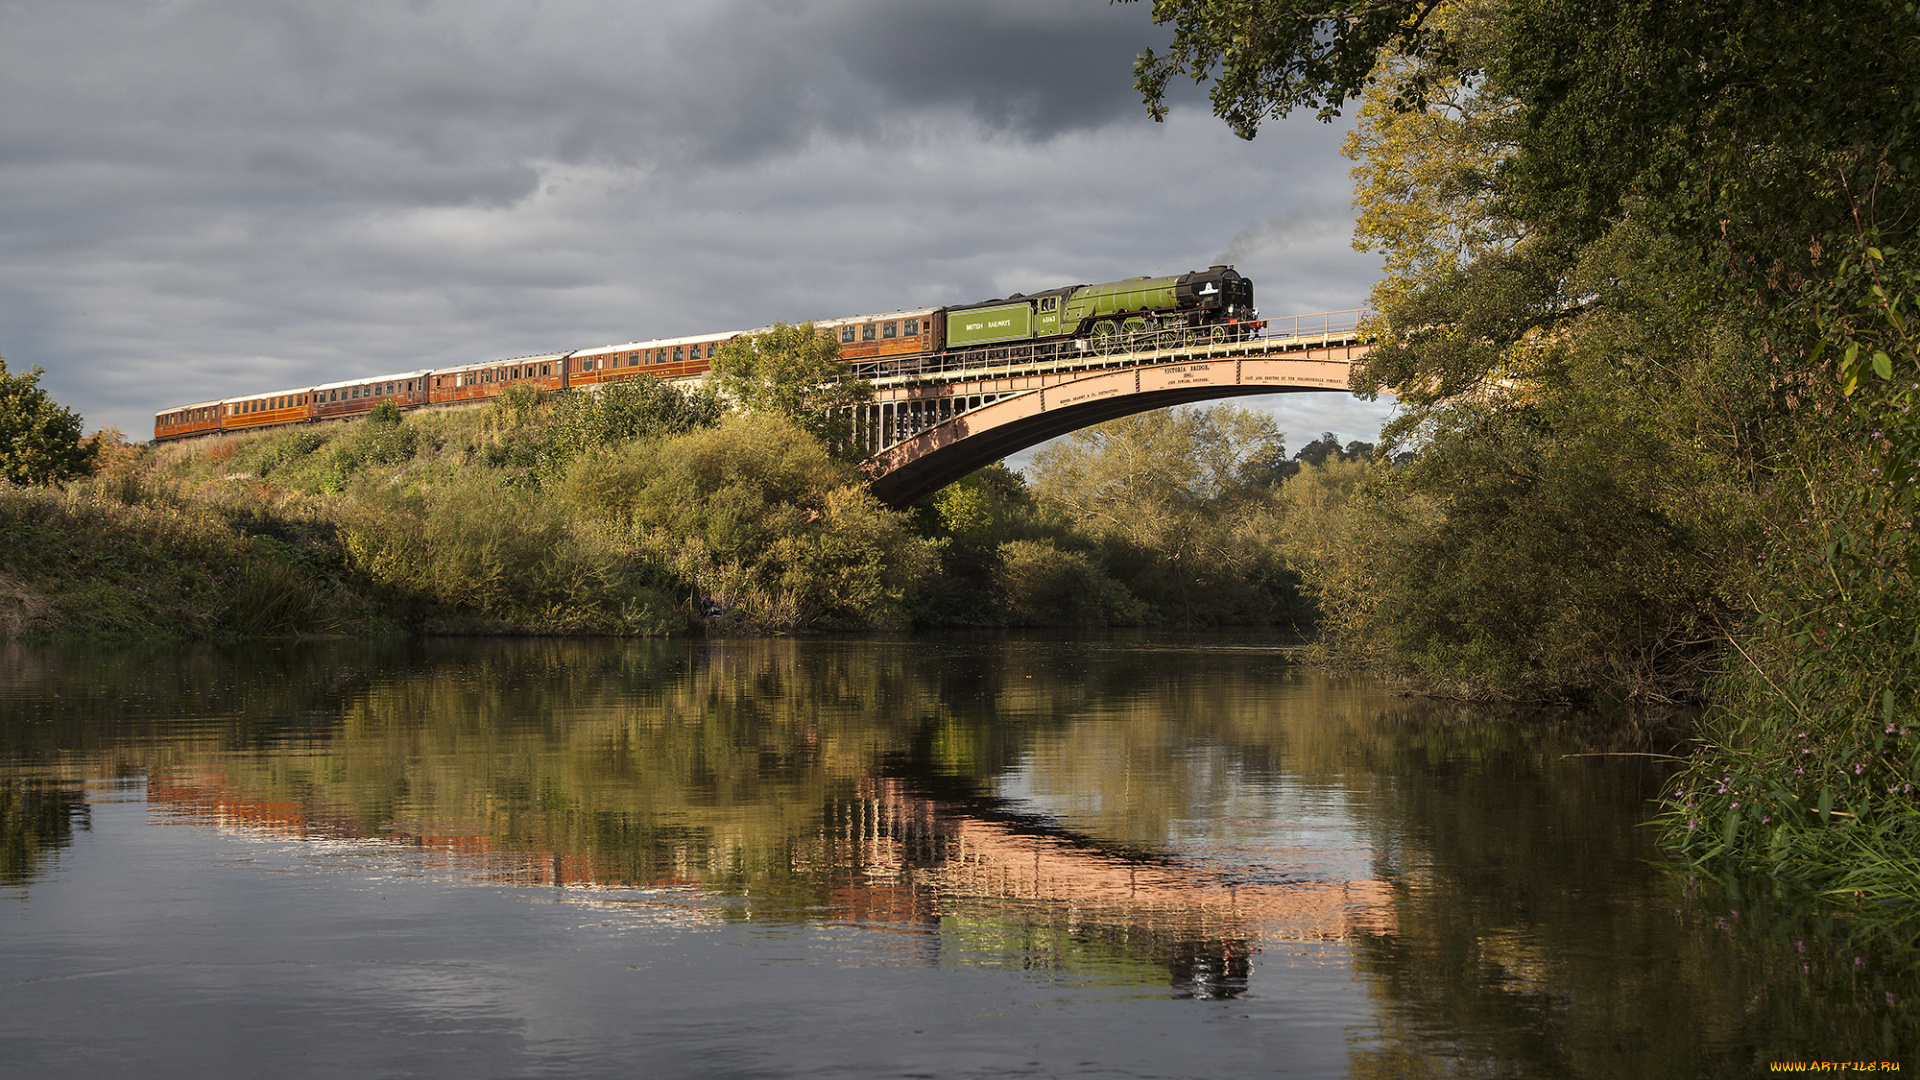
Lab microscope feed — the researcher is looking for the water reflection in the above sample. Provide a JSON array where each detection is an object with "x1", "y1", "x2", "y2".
[
  {"x1": 1, "y1": 636, "x2": 1914, "y2": 1072},
  {"x1": 2, "y1": 637, "x2": 1400, "y2": 1000},
  {"x1": 1, "y1": 779, "x2": 88, "y2": 886}
]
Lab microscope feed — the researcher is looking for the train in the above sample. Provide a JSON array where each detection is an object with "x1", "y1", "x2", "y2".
[{"x1": 153, "y1": 266, "x2": 1260, "y2": 442}]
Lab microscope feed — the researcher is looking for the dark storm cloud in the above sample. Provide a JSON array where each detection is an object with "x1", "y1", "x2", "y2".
[
  {"x1": 818, "y1": 0, "x2": 1164, "y2": 138},
  {"x1": 1, "y1": 0, "x2": 1159, "y2": 183}
]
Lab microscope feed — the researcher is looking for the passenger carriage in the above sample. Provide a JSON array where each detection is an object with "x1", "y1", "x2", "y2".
[
  {"x1": 152, "y1": 399, "x2": 227, "y2": 441},
  {"x1": 312, "y1": 370, "x2": 432, "y2": 422},
  {"x1": 813, "y1": 308, "x2": 943, "y2": 364},
  {"x1": 222, "y1": 387, "x2": 319, "y2": 433},
  {"x1": 566, "y1": 329, "x2": 741, "y2": 389},
  {"x1": 428, "y1": 353, "x2": 568, "y2": 406}
]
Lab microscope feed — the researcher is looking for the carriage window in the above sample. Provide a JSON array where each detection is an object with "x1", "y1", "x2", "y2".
[
  {"x1": 841, "y1": 327, "x2": 855, "y2": 344},
  {"x1": 705, "y1": 343, "x2": 715, "y2": 359},
  {"x1": 673, "y1": 347, "x2": 684, "y2": 362},
  {"x1": 883, "y1": 322, "x2": 897, "y2": 339},
  {"x1": 905, "y1": 318, "x2": 919, "y2": 335},
  {"x1": 862, "y1": 324, "x2": 875, "y2": 341}
]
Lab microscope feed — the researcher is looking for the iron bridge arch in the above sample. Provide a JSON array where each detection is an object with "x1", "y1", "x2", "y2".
[{"x1": 852, "y1": 315, "x2": 1371, "y2": 508}]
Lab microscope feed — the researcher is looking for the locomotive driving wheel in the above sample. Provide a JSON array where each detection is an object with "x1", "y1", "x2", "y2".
[{"x1": 1090, "y1": 322, "x2": 1118, "y2": 354}]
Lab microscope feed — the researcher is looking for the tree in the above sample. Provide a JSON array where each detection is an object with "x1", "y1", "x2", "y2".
[
  {"x1": 708, "y1": 323, "x2": 871, "y2": 457},
  {"x1": 1124, "y1": 0, "x2": 1454, "y2": 135},
  {"x1": 1131, "y1": 0, "x2": 1920, "y2": 891},
  {"x1": 0, "y1": 357, "x2": 98, "y2": 486},
  {"x1": 1029, "y1": 404, "x2": 1301, "y2": 623}
]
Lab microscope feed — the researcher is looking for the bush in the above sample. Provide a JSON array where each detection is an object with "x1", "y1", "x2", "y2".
[
  {"x1": 0, "y1": 357, "x2": 97, "y2": 486},
  {"x1": 568, "y1": 414, "x2": 931, "y2": 630},
  {"x1": 0, "y1": 484, "x2": 368, "y2": 640},
  {"x1": 993, "y1": 538, "x2": 1144, "y2": 626},
  {"x1": 338, "y1": 471, "x2": 677, "y2": 634}
]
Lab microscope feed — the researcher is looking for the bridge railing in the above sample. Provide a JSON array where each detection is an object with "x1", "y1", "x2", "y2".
[
  {"x1": 843, "y1": 309, "x2": 1372, "y2": 386},
  {"x1": 1263, "y1": 309, "x2": 1370, "y2": 346}
]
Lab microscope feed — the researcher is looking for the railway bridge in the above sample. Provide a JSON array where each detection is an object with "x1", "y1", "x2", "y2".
[{"x1": 848, "y1": 310, "x2": 1373, "y2": 507}]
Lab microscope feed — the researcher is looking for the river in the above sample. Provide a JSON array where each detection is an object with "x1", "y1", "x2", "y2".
[{"x1": 1, "y1": 635, "x2": 1912, "y2": 1077}]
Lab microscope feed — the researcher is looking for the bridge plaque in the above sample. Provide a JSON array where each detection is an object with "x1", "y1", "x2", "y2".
[{"x1": 1140, "y1": 363, "x2": 1224, "y2": 391}]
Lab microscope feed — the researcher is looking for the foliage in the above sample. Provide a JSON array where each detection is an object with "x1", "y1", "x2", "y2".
[
  {"x1": 0, "y1": 480, "x2": 369, "y2": 640},
  {"x1": 1340, "y1": 0, "x2": 1520, "y2": 313},
  {"x1": 1662, "y1": 232, "x2": 1920, "y2": 904},
  {"x1": 0, "y1": 357, "x2": 98, "y2": 487},
  {"x1": 1136, "y1": 0, "x2": 1920, "y2": 896},
  {"x1": 476, "y1": 379, "x2": 724, "y2": 482},
  {"x1": 992, "y1": 538, "x2": 1144, "y2": 627},
  {"x1": 1028, "y1": 404, "x2": 1308, "y2": 625},
  {"x1": 1123, "y1": 0, "x2": 1457, "y2": 133},
  {"x1": 338, "y1": 470, "x2": 678, "y2": 634},
  {"x1": 565, "y1": 413, "x2": 932, "y2": 631},
  {"x1": 709, "y1": 323, "x2": 871, "y2": 456}
]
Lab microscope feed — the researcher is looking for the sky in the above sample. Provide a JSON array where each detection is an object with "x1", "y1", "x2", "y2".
[{"x1": 0, "y1": 0, "x2": 1396, "y2": 455}]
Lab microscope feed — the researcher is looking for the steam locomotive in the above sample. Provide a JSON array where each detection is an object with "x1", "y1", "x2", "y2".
[{"x1": 153, "y1": 266, "x2": 1259, "y2": 441}]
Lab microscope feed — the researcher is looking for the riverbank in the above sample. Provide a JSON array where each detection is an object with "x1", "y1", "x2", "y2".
[{"x1": 1, "y1": 386, "x2": 1321, "y2": 641}]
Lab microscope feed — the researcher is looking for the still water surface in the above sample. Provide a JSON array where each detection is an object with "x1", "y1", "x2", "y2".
[{"x1": 1, "y1": 636, "x2": 1912, "y2": 1077}]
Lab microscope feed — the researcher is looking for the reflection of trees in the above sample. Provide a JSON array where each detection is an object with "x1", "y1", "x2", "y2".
[
  {"x1": 0, "y1": 636, "x2": 1394, "y2": 996},
  {"x1": 1, "y1": 780, "x2": 87, "y2": 887},
  {"x1": 1332, "y1": 702, "x2": 1918, "y2": 1075}
]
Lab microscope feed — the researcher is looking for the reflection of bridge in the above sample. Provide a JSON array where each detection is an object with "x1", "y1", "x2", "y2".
[
  {"x1": 851, "y1": 311, "x2": 1372, "y2": 507},
  {"x1": 145, "y1": 769, "x2": 1392, "y2": 949},
  {"x1": 817, "y1": 777, "x2": 1392, "y2": 949}
]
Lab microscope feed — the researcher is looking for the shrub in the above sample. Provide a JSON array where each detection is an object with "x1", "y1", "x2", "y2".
[
  {"x1": 568, "y1": 414, "x2": 931, "y2": 630},
  {"x1": 338, "y1": 471, "x2": 676, "y2": 634},
  {"x1": 993, "y1": 538, "x2": 1143, "y2": 627}
]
